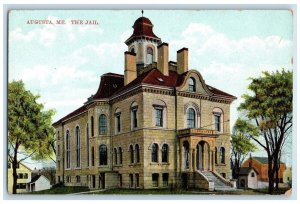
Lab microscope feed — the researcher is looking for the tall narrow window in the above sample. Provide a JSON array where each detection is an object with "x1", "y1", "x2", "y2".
[
  {"x1": 99, "y1": 114, "x2": 107, "y2": 135},
  {"x1": 75, "y1": 126, "x2": 80, "y2": 168},
  {"x1": 163, "y1": 173, "x2": 169, "y2": 187},
  {"x1": 187, "y1": 108, "x2": 196, "y2": 128},
  {"x1": 66, "y1": 130, "x2": 71, "y2": 169},
  {"x1": 152, "y1": 173, "x2": 159, "y2": 187},
  {"x1": 151, "y1": 143, "x2": 158, "y2": 162},
  {"x1": 131, "y1": 106, "x2": 138, "y2": 129},
  {"x1": 130, "y1": 145, "x2": 134, "y2": 163},
  {"x1": 188, "y1": 77, "x2": 196, "y2": 92},
  {"x1": 86, "y1": 123, "x2": 89, "y2": 167},
  {"x1": 220, "y1": 147, "x2": 225, "y2": 164},
  {"x1": 135, "y1": 174, "x2": 139, "y2": 188},
  {"x1": 114, "y1": 148, "x2": 118, "y2": 165},
  {"x1": 115, "y1": 112, "x2": 121, "y2": 133},
  {"x1": 135, "y1": 144, "x2": 140, "y2": 163},
  {"x1": 147, "y1": 47, "x2": 153, "y2": 64},
  {"x1": 91, "y1": 146, "x2": 95, "y2": 166},
  {"x1": 162, "y1": 144, "x2": 168, "y2": 163},
  {"x1": 57, "y1": 131, "x2": 60, "y2": 140},
  {"x1": 91, "y1": 116, "x2": 94, "y2": 137},
  {"x1": 99, "y1": 145, "x2": 107, "y2": 165},
  {"x1": 155, "y1": 108, "x2": 163, "y2": 127},
  {"x1": 214, "y1": 114, "x2": 221, "y2": 131},
  {"x1": 129, "y1": 174, "x2": 134, "y2": 188},
  {"x1": 215, "y1": 147, "x2": 218, "y2": 164},
  {"x1": 119, "y1": 147, "x2": 123, "y2": 164}
]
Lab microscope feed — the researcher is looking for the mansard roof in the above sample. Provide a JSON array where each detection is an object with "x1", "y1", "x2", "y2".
[{"x1": 53, "y1": 68, "x2": 236, "y2": 126}]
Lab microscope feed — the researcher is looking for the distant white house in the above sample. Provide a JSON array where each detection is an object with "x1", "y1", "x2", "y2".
[
  {"x1": 237, "y1": 167, "x2": 259, "y2": 189},
  {"x1": 27, "y1": 175, "x2": 51, "y2": 192}
]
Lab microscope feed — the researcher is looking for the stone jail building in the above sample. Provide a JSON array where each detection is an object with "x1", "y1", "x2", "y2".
[{"x1": 53, "y1": 15, "x2": 237, "y2": 191}]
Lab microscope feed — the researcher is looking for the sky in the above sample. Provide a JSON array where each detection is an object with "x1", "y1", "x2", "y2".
[{"x1": 8, "y1": 10, "x2": 294, "y2": 168}]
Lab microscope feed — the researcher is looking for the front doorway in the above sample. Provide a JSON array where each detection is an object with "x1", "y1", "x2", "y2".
[{"x1": 196, "y1": 141, "x2": 211, "y2": 171}]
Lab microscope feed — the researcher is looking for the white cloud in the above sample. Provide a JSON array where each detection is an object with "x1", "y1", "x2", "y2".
[
  {"x1": 169, "y1": 23, "x2": 293, "y2": 130},
  {"x1": 10, "y1": 28, "x2": 35, "y2": 42}
]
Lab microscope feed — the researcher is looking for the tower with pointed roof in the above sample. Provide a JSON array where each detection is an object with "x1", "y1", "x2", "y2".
[{"x1": 125, "y1": 13, "x2": 161, "y2": 71}]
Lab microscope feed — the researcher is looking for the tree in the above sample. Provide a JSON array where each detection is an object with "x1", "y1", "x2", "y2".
[
  {"x1": 238, "y1": 69, "x2": 292, "y2": 194},
  {"x1": 231, "y1": 118, "x2": 257, "y2": 180},
  {"x1": 8, "y1": 80, "x2": 56, "y2": 194}
]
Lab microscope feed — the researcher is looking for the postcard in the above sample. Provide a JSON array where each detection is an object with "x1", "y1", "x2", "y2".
[{"x1": 7, "y1": 9, "x2": 293, "y2": 197}]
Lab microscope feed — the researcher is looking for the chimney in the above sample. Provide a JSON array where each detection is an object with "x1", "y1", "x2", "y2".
[
  {"x1": 177, "y1": 47, "x2": 189, "y2": 74},
  {"x1": 124, "y1": 51, "x2": 137, "y2": 86},
  {"x1": 249, "y1": 153, "x2": 252, "y2": 168},
  {"x1": 157, "y1": 42, "x2": 169, "y2": 76}
]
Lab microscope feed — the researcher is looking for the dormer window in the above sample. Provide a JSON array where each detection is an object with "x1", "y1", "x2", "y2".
[
  {"x1": 147, "y1": 47, "x2": 153, "y2": 64},
  {"x1": 188, "y1": 77, "x2": 196, "y2": 92}
]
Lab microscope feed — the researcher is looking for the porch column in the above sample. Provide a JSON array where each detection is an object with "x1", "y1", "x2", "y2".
[
  {"x1": 203, "y1": 149, "x2": 206, "y2": 171},
  {"x1": 189, "y1": 148, "x2": 193, "y2": 172},
  {"x1": 192, "y1": 149, "x2": 195, "y2": 171},
  {"x1": 212, "y1": 151, "x2": 215, "y2": 171}
]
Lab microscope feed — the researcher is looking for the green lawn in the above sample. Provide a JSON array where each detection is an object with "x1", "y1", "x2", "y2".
[
  {"x1": 86, "y1": 188, "x2": 266, "y2": 195},
  {"x1": 25, "y1": 186, "x2": 290, "y2": 195},
  {"x1": 26, "y1": 186, "x2": 90, "y2": 194}
]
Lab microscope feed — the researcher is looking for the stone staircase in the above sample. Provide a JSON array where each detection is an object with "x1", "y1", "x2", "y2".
[{"x1": 201, "y1": 171, "x2": 236, "y2": 191}]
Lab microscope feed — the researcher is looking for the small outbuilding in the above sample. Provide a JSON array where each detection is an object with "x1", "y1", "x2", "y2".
[
  {"x1": 27, "y1": 175, "x2": 51, "y2": 192},
  {"x1": 237, "y1": 167, "x2": 259, "y2": 189}
]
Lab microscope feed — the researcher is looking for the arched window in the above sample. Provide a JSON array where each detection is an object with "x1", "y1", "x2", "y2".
[
  {"x1": 187, "y1": 108, "x2": 196, "y2": 128},
  {"x1": 75, "y1": 126, "x2": 80, "y2": 167},
  {"x1": 115, "y1": 109, "x2": 121, "y2": 133},
  {"x1": 135, "y1": 144, "x2": 140, "y2": 163},
  {"x1": 91, "y1": 116, "x2": 94, "y2": 137},
  {"x1": 114, "y1": 148, "x2": 118, "y2": 165},
  {"x1": 130, "y1": 145, "x2": 134, "y2": 163},
  {"x1": 99, "y1": 114, "x2": 107, "y2": 135},
  {"x1": 86, "y1": 123, "x2": 89, "y2": 167},
  {"x1": 130, "y1": 47, "x2": 135, "y2": 54},
  {"x1": 151, "y1": 143, "x2": 158, "y2": 163},
  {"x1": 76, "y1": 175, "x2": 80, "y2": 183},
  {"x1": 188, "y1": 77, "x2": 196, "y2": 92},
  {"x1": 119, "y1": 147, "x2": 123, "y2": 164},
  {"x1": 147, "y1": 47, "x2": 153, "y2": 64},
  {"x1": 162, "y1": 144, "x2": 168, "y2": 163},
  {"x1": 66, "y1": 130, "x2": 70, "y2": 168},
  {"x1": 220, "y1": 147, "x2": 225, "y2": 164},
  {"x1": 215, "y1": 147, "x2": 218, "y2": 164},
  {"x1": 99, "y1": 145, "x2": 107, "y2": 165}
]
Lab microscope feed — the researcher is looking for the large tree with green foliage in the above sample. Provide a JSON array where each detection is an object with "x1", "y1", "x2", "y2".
[
  {"x1": 231, "y1": 118, "x2": 257, "y2": 180},
  {"x1": 8, "y1": 80, "x2": 55, "y2": 194},
  {"x1": 238, "y1": 69, "x2": 292, "y2": 194}
]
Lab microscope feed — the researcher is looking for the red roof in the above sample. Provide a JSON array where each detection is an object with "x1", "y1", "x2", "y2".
[
  {"x1": 53, "y1": 105, "x2": 87, "y2": 126},
  {"x1": 125, "y1": 17, "x2": 161, "y2": 45},
  {"x1": 53, "y1": 68, "x2": 236, "y2": 125},
  {"x1": 92, "y1": 73, "x2": 124, "y2": 99}
]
